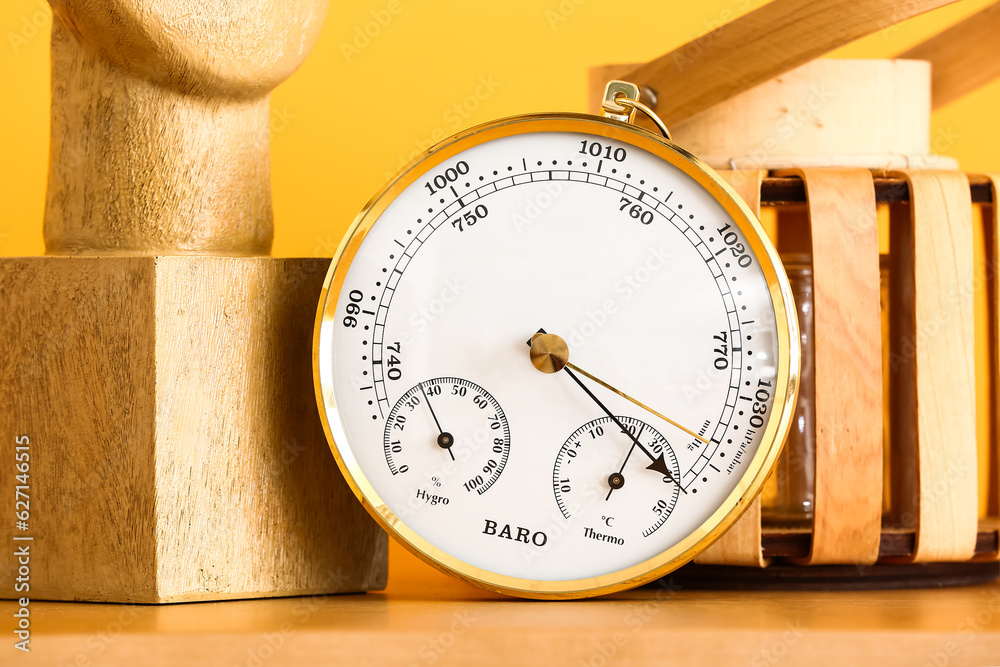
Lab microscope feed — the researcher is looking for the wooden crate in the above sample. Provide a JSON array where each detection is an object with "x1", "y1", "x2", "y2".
[
  {"x1": 695, "y1": 173, "x2": 999, "y2": 573},
  {"x1": 589, "y1": 52, "x2": 1000, "y2": 579}
]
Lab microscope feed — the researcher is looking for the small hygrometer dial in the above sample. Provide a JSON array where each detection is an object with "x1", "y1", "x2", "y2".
[{"x1": 383, "y1": 377, "x2": 510, "y2": 503}]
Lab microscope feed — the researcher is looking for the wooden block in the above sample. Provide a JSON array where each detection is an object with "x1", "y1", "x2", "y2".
[
  {"x1": 780, "y1": 168, "x2": 882, "y2": 565},
  {"x1": 0, "y1": 256, "x2": 387, "y2": 602},
  {"x1": 0, "y1": 1, "x2": 385, "y2": 603},
  {"x1": 888, "y1": 171, "x2": 977, "y2": 563},
  {"x1": 696, "y1": 170, "x2": 768, "y2": 567}
]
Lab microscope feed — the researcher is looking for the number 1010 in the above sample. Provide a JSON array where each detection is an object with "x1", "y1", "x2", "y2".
[{"x1": 579, "y1": 140, "x2": 626, "y2": 162}]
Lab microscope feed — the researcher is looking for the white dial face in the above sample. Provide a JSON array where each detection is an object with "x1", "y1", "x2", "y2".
[{"x1": 317, "y1": 118, "x2": 793, "y2": 595}]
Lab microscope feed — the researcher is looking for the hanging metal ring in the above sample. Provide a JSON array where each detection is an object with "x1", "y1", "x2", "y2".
[{"x1": 611, "y1": 94, "x2": 672, "y2": 142}]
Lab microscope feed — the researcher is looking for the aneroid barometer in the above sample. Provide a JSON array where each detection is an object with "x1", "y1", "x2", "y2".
[{"x1": 314, "y1": 82, "x2": 799, "y2": 599}]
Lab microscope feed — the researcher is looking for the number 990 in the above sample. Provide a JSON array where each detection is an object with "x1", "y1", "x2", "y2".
[{"x1": 343, "y1": 289, "x2": 364, "y2": 328}]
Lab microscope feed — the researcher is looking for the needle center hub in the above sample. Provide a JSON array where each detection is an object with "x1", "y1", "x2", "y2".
[
  {"x1": 608, "y1": 473, "x2": 625, "y2": 490},
  {"x1": 437, "y1": 432, "x2": 454, "y2": 449},
  {"x1": 529, "y1": 333, "x2": 569, "y2": 374}
]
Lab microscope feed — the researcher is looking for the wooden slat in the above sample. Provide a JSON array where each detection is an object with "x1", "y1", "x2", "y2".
[
  {"x1": 696, "y1": 170, "x2": 768, "y2": 567},
  {"x1": 696, "y1": 498, "x2": 766, "y2": 566},
  {"x1": 898, "y1": 2, "x2": 1000, "y2": 109},
  {"x1": 888, "y1": 170, "x2": 978, "y2": 563},
  {"x1": 610, "y1": 0, "x2": 960, "y2": 128},
  {"x1": 779, "y1": 168, "x2": 883, "y2": 565}
]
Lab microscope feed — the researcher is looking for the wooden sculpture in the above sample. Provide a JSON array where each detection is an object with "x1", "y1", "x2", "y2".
[{"x1": 0, "y1": 0, "x2": 387, "y2": 603}]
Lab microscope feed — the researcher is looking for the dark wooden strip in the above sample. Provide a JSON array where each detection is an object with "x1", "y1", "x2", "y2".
[
  {"x1": 759, "y1": 529, "x2": 998, "y2": 559},
  {"x1": 666, "y1": 561, "x2": 999, "y2": 590},
  {"x1": 759, "y1": 177, "x2": 993, "y2": 205}
]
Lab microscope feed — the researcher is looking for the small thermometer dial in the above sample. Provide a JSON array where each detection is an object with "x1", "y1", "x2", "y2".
[{"x1": 553, "y1": 416, "x2": 682, "y2": 541}]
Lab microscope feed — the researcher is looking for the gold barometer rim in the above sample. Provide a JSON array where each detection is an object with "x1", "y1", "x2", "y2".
[{"x1": 313, "y1": 112, "x2": 800, "y2": 599}]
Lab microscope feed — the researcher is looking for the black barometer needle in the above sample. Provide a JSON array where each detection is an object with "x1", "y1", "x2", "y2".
[
  {"x1": 527, "y1": 331, "x2": 686, "y2": 494},
  {"x1": 605, "y1": 422, "x2": 645, "y2": 501},
  {"x1": 561, "y1": 363, "x2": 683, "y2": 492},
  {"x1": 420, "y1": 381, "x2": 454, "y2": 460}
]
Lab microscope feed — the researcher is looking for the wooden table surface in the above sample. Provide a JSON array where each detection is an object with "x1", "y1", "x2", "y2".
[{"x1": 4, "y1": 544, "x2": 1000, "y2": 666}]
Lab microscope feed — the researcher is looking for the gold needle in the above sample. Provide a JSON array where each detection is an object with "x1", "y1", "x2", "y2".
[
  {"x1": 563, "y1": 362, "x2": 710, "y2": 445},
  {"x1": 529, "y1": 332, "x2": 711, "y2": 446}
]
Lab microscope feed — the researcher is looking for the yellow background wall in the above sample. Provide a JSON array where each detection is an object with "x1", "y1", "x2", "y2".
[
  {"x1": 2, "y1": 0, "x2": 1000, "y2": 258},
  {"x1": 2, "y1": 1, "x2": 998, "y2": 586}
]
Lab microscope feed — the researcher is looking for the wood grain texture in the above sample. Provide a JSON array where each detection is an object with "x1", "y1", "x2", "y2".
[
  {"x1": 694, "y1": 497, "x2": 767, "y2": 566},
  {"x1": 606, "y1": 0, "x2": 960, "y2": 128},
  {"x1": 899, "y1": 2, "x2": 1000, "y2": 109},
  {"x1": 695, "y1": 170, "x2": 768, "y2": 567},
  {"x1": 0, "y1": 257, "x2": 158, "y2": 600},
  {"x1": 781, "y1": 168, "x2": 882, "y2": 565},
  {"x1": 887, "y1": 170, "x2": 978, "y2": 563},
  {"x1": 0, "y1": 257, "x2": 387, "y2": 602},
  {"x1": 3, "y1": 576, "x2": 1000, "y2": 666},
  {"x1": 6, "y1": 0, "x2": 386, "y2": 604},
  {"x1": 44, "y1": 0, "x2": 327, "y2": 255},
  {"x1": 590, "y1": 60, "x2": 951, "y2": 171}
]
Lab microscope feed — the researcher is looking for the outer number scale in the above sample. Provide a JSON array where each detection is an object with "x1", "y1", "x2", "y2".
[{"x1": 314, "y1": 82, "x2": 799, "y2": 599}]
